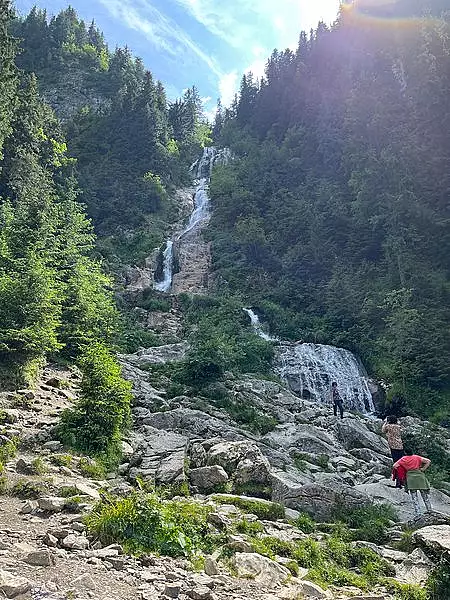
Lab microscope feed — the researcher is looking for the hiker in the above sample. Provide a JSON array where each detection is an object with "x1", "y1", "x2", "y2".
[
  {"x1": 331, "y1": 381, "x2": 344, "y2": 419},
  {"x1": 393, "y1": 453, "x2": 432, "y2": 517},
  {"x1": 382, "y1": 415, "x2": 404, "y2": 462}
]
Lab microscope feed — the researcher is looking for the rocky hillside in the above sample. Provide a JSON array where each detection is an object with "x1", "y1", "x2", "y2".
[{"x1": 0, "y1": 329, "x2": 449, "y2": 599}]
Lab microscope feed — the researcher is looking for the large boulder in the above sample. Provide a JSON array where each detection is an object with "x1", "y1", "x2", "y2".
[
  {"x1": 273, "y1": 475, "x2": 370, "y2": 520},
  {"x1": 395, "y1": 548, "x2": 433, "y2": 585},
  {"x1": 263, "y1": 423, "x2": 339, "y2": 456},
  {"x1": 334, "y1": 418, "x2": 390, "y2": 456},
  {"x1": 206, "y1": 440, "x2": 271, "y2": 488},
  {"x1": 0, "y1": 570, "x2": 31, "y2": 598},
  {"x1": 129, "y1": 426, "x2": 187, "y2": 484},
  {"x1": 413, "y1": 525, "x2": 450, "y2": 560},
  {"x1": 232, "y1": 552, "x2": 290, "y2": 586},
  {"x1": 189, "y1": 465, "x2": 228, "y2": 491}
]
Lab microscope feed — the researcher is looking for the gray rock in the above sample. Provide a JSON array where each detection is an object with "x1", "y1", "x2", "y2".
[
  {"x1": 414, "y1": 524, "x2": 450, "y2": 559},
  {"x1": 43, "y1": 533, "x2": 58, "y2": 548},
  {"x1": 226, "y1": 535, "x2": 253, "y2": 553},
  {"x1": 0, "y1": 570, "x2": 31, "y2": 598},
  {"x1": 234, "y1": 455, "x2": 271, "y2": 486},
  {"x1": 189, "y1": 465, "x2": 228, "y2": 490},
  {"x1": 37, "y1": 496, "x2": 66, "y2": 512},
  {"x1": 19, "y1": 500, "x2": 38, "y2": 514},
  {"x1": 207, "y1": 441, "x2": 267, "y2": 475},
  {"x1": 334, "y1": 419, "x2": 390, "y2": 456},
  {"x1": 273, "y1": 476, "x2": 370, "y2": 520},
  {"x1": 189, "y1": 442, "x2": 208, "y2": 468},
  {"x1": 43, "y1": 440, "x2": 64, "y2": 452},
  {"x1": 204, "y1": 556, "x2": 219, "y2": 576},
  {"x1": 164, "y1": 582, "x2": 182, "y2": 598},
  {"x1": 297, "y1": 580, "x2": 329, "y2": 599},
  {"x1": 130, "y1": 427, "x2": 187, "y2": 484},
  {"x1": 23, "y1": 549, "x2": 55, "y2": 567},
  {"x1": 395, "y1": 548, "x2": 433, "y2": 585},
  {"x1": 233, "y1": 552, "x2": 290, "y2": 586},
  {"x1": 263, "y1": 423, "x2": 339, "y2": 456},
  {"x1": 62, "y1": 534, "x2": 90, "y2": 550},
  {"x1": 187, "y1": 586, "x2": 215, "y2": 600}
]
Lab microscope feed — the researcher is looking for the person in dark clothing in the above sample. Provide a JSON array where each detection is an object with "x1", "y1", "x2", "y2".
[{"x1": 331, "y1": 382, "x2": 344, "y2": 419}]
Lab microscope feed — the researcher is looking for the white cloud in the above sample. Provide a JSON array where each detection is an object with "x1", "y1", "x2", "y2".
[
  {"x1": 219, "y1": 71, "x2": 239, "y2": 107},
  {"x1": 174, "y1": 0, "x2": 340, "y2": 51},
  {"x1": 99, "y1": 0, "x2": 222, "y2": 76}
]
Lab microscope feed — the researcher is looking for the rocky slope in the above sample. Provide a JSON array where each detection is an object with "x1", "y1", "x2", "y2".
[{"x1": 0, "y1": 362, "x2": 449, "y2": 600}]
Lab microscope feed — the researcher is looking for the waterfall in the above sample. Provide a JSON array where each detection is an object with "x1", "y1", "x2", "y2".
[
  {"x1": 243, "y1": 308, "x2": 278, "y2": 342},
  {"x1": 154, "y1": 146, "x2": 230, "y2": 292},
  {"x1": 275, "y1": 343, "x2": 375, "y2": 413},
  {"x1": 244, "y1": 308, "x2": 374, "y2": 413},
  {"x1": 154, "y1": 240, "x2": 174, "y2": 292}
]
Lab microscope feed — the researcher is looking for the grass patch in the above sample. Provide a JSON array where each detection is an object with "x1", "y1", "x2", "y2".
[
  {"x1": 330, "y1": 503, "x2": 397, "y2": 544},
  {"x1": 79, "y1": 457, "x2": 106, "y2": 480},
  {"x1": 212, "y1": 494, "x2": 285, "y2": 521}
]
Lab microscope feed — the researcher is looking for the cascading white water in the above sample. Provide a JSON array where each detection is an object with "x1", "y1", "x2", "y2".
[
  {"x1": 154, "y1": 240, "x2": 174, "y2": 292},
  {"x1": 244, "y1": 308, "x2": 374, "y2": 413},
  {"x1": 154, "y1": 146, "x2": 230, "y2": 292},
  {"x1": 243, "y1": 308, "x2": 278, "y2": 342},
  {"x1": 275, "y1": 343, "x2": 375, "y2": 413}
]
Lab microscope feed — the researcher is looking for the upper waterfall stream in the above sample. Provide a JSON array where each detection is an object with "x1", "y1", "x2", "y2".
[{"x1": 153, "y1": 147, "x2": 230, "y2": 293}]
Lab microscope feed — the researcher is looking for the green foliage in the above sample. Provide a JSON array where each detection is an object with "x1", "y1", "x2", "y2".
[
  {"x1": 402, "y1": 427, "x2": 450, "y2": 488},
  {"x1": 385, "y1": 580, "x2": 429, "y2": 600},
  {"x1": 209, "y1": 8, "x2": 450, "y2": 417},
  {"x1": 0, "y1": 438, "x2": 17, "y2": 463},
  {"x1": 49, "y1": 453, "x2": 74, "y2": 468},
  {"x1": 11, "y1": 479, "x2": 46, "y2": 499},
  {"x1": 295, "y1": 512, "x2": 316, "y2": 534},
  {"x1": 31, "y1": 457, "x2": 46, "y2": 475},
  {"x1": 212, "y1": 495, "x2": 285, "y2": 521},
  {"x1": 173, "y1": 295, "x2": 274, "y2": 390},
  {"x1": 57, "y1": 343, "x2": 132, "y2": 457},
  {"x1": 86, "y1": 492, "x2": 213, "y2": 557},
  {"x1": 330, "y1": 504, "x2": 397, "y2": 544},
  {"x1": 426, "y1": 562, "x2": 450, "y2": 600}
]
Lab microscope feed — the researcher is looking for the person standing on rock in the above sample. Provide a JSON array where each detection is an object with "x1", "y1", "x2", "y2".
[
  {"x1": 393, "y1": 453, "x2": 432, "y2": 517},
  {"x1": 382, "y1": 415, "x2": 404, "y2": 463},
  {"x1": 331, "y1": 382, "x2": 344, "y2": 419}
]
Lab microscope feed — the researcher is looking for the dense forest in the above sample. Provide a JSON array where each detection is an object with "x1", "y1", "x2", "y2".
[{"x1": 209, "y1": 1, "x2": 450, "y2": 420}]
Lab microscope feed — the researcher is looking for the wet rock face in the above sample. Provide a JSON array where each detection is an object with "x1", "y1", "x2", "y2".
[{"x1": 274, "y1": 343, "x2": 374, "y2": 413}]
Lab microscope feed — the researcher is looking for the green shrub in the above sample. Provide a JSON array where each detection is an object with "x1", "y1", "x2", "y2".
[
  {"x1": 31, "y1": 457, "x2": 46, "y2": 474},
  {"x1": 50, "y1": 453, "x2": 74, "y2": 468},
  {"x1": 385, "y1": 580, "x2": 428, "y2": 600},
  {"x1": 212, "y1": 495, "x2": 285, "y2": 521},
  {"x1": 86, "y1": 492, "x2": 213, "y2": 557},
  {"x1": 0, "y1": 438, "x2": 17, "y2": 463},
  {"x1": 426, "y1": 562, "x2": 450, "y2": 600},
  {"x1": 57, "y1": 343, "x2": 132, "y2": 458},
  {"x1": 295, "y1": 512, "x2": 316, "y2": 534},
  {"x1": 11, "y1": 479, "x2": 47, "y2": 499},
  {"x1": 236, "y1": 519, "x2": 264, "y2": 536}
]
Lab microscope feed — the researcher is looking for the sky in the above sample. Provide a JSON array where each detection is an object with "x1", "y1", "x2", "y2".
[{"x1": 15, "y1": 0, "x2": 342, "y2": 115}]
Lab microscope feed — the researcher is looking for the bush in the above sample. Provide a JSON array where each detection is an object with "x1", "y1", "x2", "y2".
[
  {"x1": 11, "y1": 479, "x2": 47, "y2": 499},
  {"x1": 426, "y1": 562, "x2": 450, "y2": 600},
  {"x1": 57, "y1": 343, "x2": 132, "y2": 458},
  {"x1": 295, "y1": 512, "x2": 316, "y2": 534},
  {"x1": 86, "y1": 492, "x2": 213, "y2": 557}
]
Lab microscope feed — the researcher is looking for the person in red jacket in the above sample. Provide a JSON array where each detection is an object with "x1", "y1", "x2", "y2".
[{"x1": 393, "y1": 453, "x2": 432, "y2": 517}]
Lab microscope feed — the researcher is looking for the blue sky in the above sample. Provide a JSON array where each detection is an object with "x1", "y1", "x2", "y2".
[{"x1": 15, "y1": 0, "x2": 341, "y2": 115}]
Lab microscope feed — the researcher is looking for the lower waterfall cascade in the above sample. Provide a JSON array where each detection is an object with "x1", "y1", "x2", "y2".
[{"x1": 245, "y1": 308, "x2": 375, "y2": 413}]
